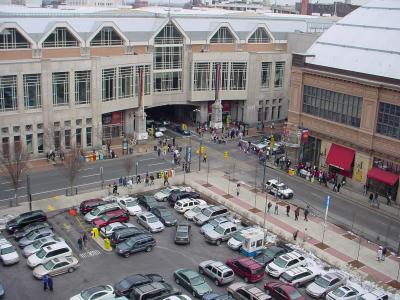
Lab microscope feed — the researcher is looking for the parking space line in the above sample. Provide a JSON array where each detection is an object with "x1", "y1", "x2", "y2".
[{"x1": 47, "y1": 204, "x2": 55, "y2": 211}]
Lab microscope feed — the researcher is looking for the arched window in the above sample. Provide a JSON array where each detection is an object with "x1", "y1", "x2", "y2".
[
  {"x1": 43, "y1": 27, "x2": 79, "y2": 48},
  {"x1": 90, "y1": 27, "x2": 124, "y2": 46},
  {"x1": 0, "y1": 28, "x2": 30, "y2": 49},
  {"x1": 210, "y1": 27, "x2": 235, "y2": 44},
  {"x1": 248, "y1": 28, "x2": 271, "y2": 43}
]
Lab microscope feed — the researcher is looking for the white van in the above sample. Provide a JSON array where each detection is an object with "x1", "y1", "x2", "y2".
[
  {"x1": 84, "y1": 203, "x2": 120, "y2": 222},
  {"x1": 27, "y1": 242, "x2": 72, "y2": 268},
  {"x1": 174, "y1": 198, "x2": 207, "y2": 213}
]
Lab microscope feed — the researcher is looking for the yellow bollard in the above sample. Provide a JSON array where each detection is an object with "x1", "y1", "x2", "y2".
[
  {"x1": 92, "y1": 227, "x2": 99, "y2": 239},
  {"x1": 104, "y1": 238, "x2": 111, "y2": 250}
]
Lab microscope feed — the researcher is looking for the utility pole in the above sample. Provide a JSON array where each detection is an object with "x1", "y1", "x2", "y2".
[
  {"x1": 262, "y1": 159, "x2": 267, "y2": 191},
  {"x1": 100, "y1": 166, "x2": 104, "y2": 189},
  {"x1": 135, "y1": 161, "x2": 139, "y2": 177},
  {"x1": 263, "y1": 194, "x2": 268, "y2": 244},
  {"x1": 26, "y1": 174, "x2": 32, "y2": 212}
]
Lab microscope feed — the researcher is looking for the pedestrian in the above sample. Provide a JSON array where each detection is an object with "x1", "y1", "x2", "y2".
[
  {"x1": 42, "y1": 274, "x2": 49, "y2": 291},
  {"x1": 157, "y1": 148, "x2": 161, "y2": 157},
  {"x1": 294, "y1": 207, "x2": 300, "y2": 221},
  {"x1": 47, "y1": 276, "x2": 53, "y2": 292},
  {"x1": 386, "y1": 192, "x2": 392, "y2": 206},
  {"x1": 164, "y1": 174, "x2": 169, "y2": 186},
  {"x1": 304, "y1": 206, "x2": 309, "y2": 221},
  {"x1": 377, "y1": 246, "x2": 383, "y2": 261},
  {"x1": 123, "y1": 177, "x2": 127, "y2": 187},
  {"x1": 145, "y1": 175, "x2": 149, "y2": 186},
  {"x1": 267, "y1": 202, "x2": 272, "y2": 213},
  {"x1": 136, "y1": 175, "x2": 141, "y2": 184},
  {"x1": 382, "y1": 247, "x2": 387, "y2": 261},
  {"x1": 332, "y1": 182, "x2": 337, "y2": 192},
  {"x1": 119, "y1": 176, "x2": 123, "y2": 186},
  {"x1": 82, "y1": 232, "x2": 87, "y2": 248},
  {"x1": 150, "y1": 174, "x2": 154, "y2": 185},
  {"x1": 274, "y1": 190, "x2": 278, "y2": 200},
  {"x1": 369, "y1": 193, "x2": 374, "y2": 206},
  {"x1": 286, "y1": 205, "x2": 290, "y2": 217},
  {"x1": 274, "y1": 203, "x2": 279, "y2": 215},
  {"x1": 236, "y1": 184, "x2": 240, "y2": 197},
  {"x1": 77, "y1": 237, "x2": 83, "y2": 251},
  {"x1": 203, "y1": 153, "x2": 207, "y2": 163},
  {"x1": 113, "y1": 182, "x2": 118, "y2": 195},
  {"x1": 293, "y1": 230, "x2": 298, "y2": 241},
  {"x1": 337, "y1": 182, "x2": 341, "y2": 192},
  {"x1": 108, "y1": 184, "x2": 111, "y2": 196},
  {"x1": 363, "y1": 184, "x2": 367, "y2": 196},
  {"x1": 374, "y1": 191, "x2": 378, "y2": 204}
]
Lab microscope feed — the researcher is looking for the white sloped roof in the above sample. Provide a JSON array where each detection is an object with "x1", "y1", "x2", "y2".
[{"x1": 305, "y1": 0, "x2": 400, "y2": 80}]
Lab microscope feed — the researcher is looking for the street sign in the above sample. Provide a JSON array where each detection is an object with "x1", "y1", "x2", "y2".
[
  {"x1": 224, "y1": 151, "x2": 229, "y2": 159},
  {"x1": 323, "y1": 195, "x2": 330, "y2": 209}
]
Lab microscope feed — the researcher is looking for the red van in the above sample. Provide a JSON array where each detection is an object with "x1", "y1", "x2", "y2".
[
  {"x1": 226, "y1": 257, "x2": 265, "y2": 283},
  {"x1": 79, "y1": 199, "x2": 105, "y2": 215}
]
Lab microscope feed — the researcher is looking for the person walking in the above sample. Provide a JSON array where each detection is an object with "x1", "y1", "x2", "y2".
[
  {"x1": 113, "y1": 182, "x2": 118, "y2": 195},
  {"x1": 382, "y1": 247, "x2": 387, "y2": 261},
  {"x1": 82, "y1": 232, "x2": 87, "y2": 249},
  {"x1": 304, "y1": 206, "x2": 309, "y2": 221},
  {"x1": 164, "y1": 174, "x2": 169, "y2": 186},
  {"x1": 108, "y1": 184, "x2": 111, "y2": 196},
  {"x1": 369, "y1": 192, "x2": 374, "y2": 206},
  {"x1": 203, "y1": 153, "x2": 207, "y2": 163},
  {"x1": 150, "y1": 174, "x2": 154, "y2": 185},
  {"x1": 118, "y1": 176, "x2": 123, "y2": 186},
  {"x1": 274, "y1": 190, "x2": 278, "y2": 200},
  {"x1": 47, "y1": 276, "x2": 53, "y2": 292},
  {"x1": 77, "y1": 237, "x2": 83, "y2": 251},
  {"x1": 293, "y1": 230, "x2": 299, "y2": 241},
  {"x1": 42, "y1": 275, "x2": 49, "y2": 291},
  {"x1": 236, "y1": 184, "x2": 240, "y2": 197},
  {"x1": 157, "y1": 148, "x2": 161, "y2": 157},
  {"x1": 294, "y1": 207, "x2": 300, "y2": 221},
  {"x1": 374, "y1": 192, "x2": 378, "y2": 204},
  {"x1": 286, "y1": 205, "x2": 290, "y2": 217},
  {"x1": 386, "y1": 192, "x2": 392, "y2": 206},
  {"x1": 363, "y1": 184, "x2": 367, "y2": 196},
  {"x1": 267, "y1": 202, "x2": 272, "y2": 213},
  {"x1": 377, "y1": 246, "x2": 383, "y2": 261},
  {"x1": 274, "y1": 202, "x2": 279, "y2": 215},
  {"x1": 337, "y1": 182, "x2": 341, "y2": 192}
]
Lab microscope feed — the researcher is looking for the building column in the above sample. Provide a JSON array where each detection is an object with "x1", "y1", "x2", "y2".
[
  {"x1": 124, "y1": 109, "x2": 135, "y2": 137},
  {"x1": 134, "y1": 107, "x2": 147, "y2": 140},
  {"x1": 199, "y1": 102, "x2": 208, "y2": 123}
]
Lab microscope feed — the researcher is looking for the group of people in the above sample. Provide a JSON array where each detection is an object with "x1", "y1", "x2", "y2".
[
  {"x1": 376, "y1": 246, "x2": 388, "y2": 261},
  {"x1": 266, "y1": 202, "x2": 310, "y2": 222},
  {"x1": 77, "y1": 232, "x2": 88, "y2": 251}
]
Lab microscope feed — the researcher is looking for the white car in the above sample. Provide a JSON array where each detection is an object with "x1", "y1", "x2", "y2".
[
  {"x1": 157, "y1": 126, "x2": 167, "y2": 132},
  {"x1": 227, "y1": 227, "x2": 263, "y2": 251},
  {"x1": 27, "y1": 242, "x2": 72, "y2": 268},
  {"x1": 0, "y1": 243, "x2": 20, "y2": 265},
  {"x1": 174, "y1": 198, "x2": 207, "y2": 213},
  {"x1": 70, "y1": 285, "x2": 114, "y2": 300},
  {"x1": 22, "y1": 236, "x2": 65, "y2": 258},
  {"x1": 117, "y1": 197, "x2": 142, "y2": 216},
  {"x1": 184, "y1": 204, "x2": 209, "y2": 221},
  {"x1": 266, "y1": 251, "x2": 307, "y2": 278},
  {"x1": 154, "y1": 186, "x2": 181, "y2": 201},
  {"x1": 100, "y1": 222, "x2": 136, "y2": 238},
  {"x1": 265, "y1": 179, "x2": 294, "y2": 199},
  {"x1": 280, "y1": 267, "x2": 321, "y2": 287},
  {"x1": 137, "y1": 212, "x2": 165, "y2": 233},
  {"x1": 358, "y1": 289, "x2": 388, "y2": 300},
  {"x1": 306, "y1": 272, "x2": 346, "y2": 298},
  {"x1": 155, "y1": 131, "x2": 164, "y2": 138},
  {"x1": 164, "y1": 296, "x2": 192, "y2": 300},
  {"x1": 326, "y1": 285, "x2": 361, "y2": 300}
]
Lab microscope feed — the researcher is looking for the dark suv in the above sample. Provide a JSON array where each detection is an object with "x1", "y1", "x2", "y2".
[
  {"x1": 114, "y1": 273, "x2": 164, "y2": 297},
  {"x1": 167, "y1": 191, "x2": 200, "y2": 207},
  {"x1": 110, "y1": 227, "x2": 148, "y2": 247},
  {"x1": 6, "y1": 210, "x2": 47, "y2": 234},
  {"x1": 116, "y1": 234, "x2": 155, "y2": 257},
  {"x1": 130, "y1": 282, "x2": 180, "y2": 300},
  {"x1": 79, "y1": 198, "x2": 105, "y2": 215}
]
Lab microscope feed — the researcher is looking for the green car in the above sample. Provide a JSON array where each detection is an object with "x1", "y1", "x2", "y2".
[{"x1": 173, "y1": 268, "x2": 212, "y2": 298}]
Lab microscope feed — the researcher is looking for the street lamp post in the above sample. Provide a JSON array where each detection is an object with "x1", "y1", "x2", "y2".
[
  {"x1": 135, "y1": 161, "x2": 139, "y2": 177},
  {"x1": 26, "y1": 174, "x2": 32, "y2": 212},
  {"x1": 263, "y1": 194, "x2": 268, "y2": 244},
  {"x1": 198, "y1": 137, "x2": 203, "y2": 172},
  {"x1": 262, "y1": 159, "x2": 267, "y2": 192}
]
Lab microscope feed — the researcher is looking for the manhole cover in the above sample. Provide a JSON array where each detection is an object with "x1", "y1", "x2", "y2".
[
  {"x1": 202, "y1": 183, "x2": 212, "y2": 188},
  {"x1": 248, "y1": 208, "x2": 261, "y2": 213},
  {"x1": 314, "y1": 242, "x2": 330, "y2": 250},
  {"x1": 343, "y1": 233, "x2": 357, "y2": 240},
  {"x1": 223, "y1": 194, "x2": 233, "y2": 199},
  {"x1": 348, "y1": 260, "x2": 365, "y2": 269}
]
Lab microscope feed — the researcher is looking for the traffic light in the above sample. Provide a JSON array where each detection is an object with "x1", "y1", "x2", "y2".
[{"x1": 224, "y1": 151, "x2": 229, "y2": 159}]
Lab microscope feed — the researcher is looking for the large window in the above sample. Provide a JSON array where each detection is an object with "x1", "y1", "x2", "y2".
[
  {"x1": 86, "y1": 127, "x2": 92, "y2": 147},
  {"x1": 230, "y1": 63, "x2": 247, "y2": 91},
  {"x1": 154, "y1": 23, "x2": 183, "y2": 45},
  {"x1": 302, "y1": 85, "x2": 363, "y2": 128},
  {"x1": 90, "y1": 27, "x2": 123, "y2": 46},
  {"x1": 153, "y1": 72, "x2": 181, "y2": 92},
  {"x1": 37, "y1": 133, "x2": 43, "y2": 153},
  {"x1": 248, "y1": 28, "x2": 270, "y2": 43},
  {"x1": 260, "y1": 62, "x2": 271, "y2": 89},
  {"x1": 102, "y1": 68, "x2": 116, "y2": 101},
  {"x1": 52, "y1": 72, "x2": 69, "y2": 107},
  {"x1": 193, "y1": 63, "x2": 210, "y2": 91},
  {"x1": 119, "y1": 66, "x2": 134, "y2": 99},
  {"x1": 274, "y1": 61, "x2": 285, "y2": 88},
  {"x1": 0, "y1": 75, "x2": 17, "y2": 112},
  {"x1": 24, "y1": 74, "x2": 41, "y2": 109},
  {"x1": 43, "y1": 27, "x2": 79, "y2": 48},
  {"x1": 212, "y1": 62, "x2": 229, "y2": 91},
  {"x1": 26, "y1": 134, "x2": 33, "y2": 154},
  {"x1": 0, "y1": 28, "x2": 30, "y2": 49},
  {"x1": 75, "y1": 71, "x2": 91, "y2": 105},
  {"x1": 135, "y1": 65, "x2": 151, "y2": 96},
  {"x1": 377, "y1": 102, "x2": 400, "y2": 140},
  {"x1": 154, "y1": 46, "x2": 182, "y2": 70},
  {"x1": 210, "y1": 27, "x2": 234, "y2": 43}
]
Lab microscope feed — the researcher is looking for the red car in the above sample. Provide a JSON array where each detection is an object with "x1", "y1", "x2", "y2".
[
  {"x1": 226, "y1": 257, "x2": 265, "y2": 283},
  {"x1": 264, "y1": 281, "x2": 305, "y2": 300},
  {"x1": 79, "y1": 198, "x2": 105, "y2": 215},
  {"x1": 92, "y1": 209, "x2": 129, "y2": 228}
]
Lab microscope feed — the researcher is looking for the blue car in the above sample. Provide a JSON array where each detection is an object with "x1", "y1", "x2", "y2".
[{"x1": 202, "y1": 293, "x2": 233, "y2": 300}]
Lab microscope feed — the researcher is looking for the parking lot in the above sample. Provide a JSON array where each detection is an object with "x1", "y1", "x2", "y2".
[{"x1": 0, "y1": 188, "x2": 352, "y2": 300}]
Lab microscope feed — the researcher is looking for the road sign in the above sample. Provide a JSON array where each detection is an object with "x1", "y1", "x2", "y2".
[{"x1": 224, "y1": 151, "x2": 229, "y2": 159}]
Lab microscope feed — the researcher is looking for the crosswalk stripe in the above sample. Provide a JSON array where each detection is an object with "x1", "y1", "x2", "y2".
[{"x1": 79, "y1": 249, "x2": 101, "y2": 259}]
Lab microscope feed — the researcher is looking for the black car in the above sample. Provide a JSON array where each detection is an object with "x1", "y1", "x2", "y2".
[
  {"x1": 110, "y1": 227, "x2": 148, "y2": 247},
  {"x1": 6, "y1": 210, "x2": 47, "y2": 234},
  {"x1": 151, "y1": 206, "x2": 177, "y2": 226},
  {"x1": 252, "y1": 245, "x2": 291, "y2": 267},
  {"x1": 167, "y1": 191, "x2": 200, "y2": 207},
  {"x1": 138, "y1": 195, "x2": 159, "y2": 210},
  {"x1": 114, "y1": 273, "x2": 164, "y2": 297},
  {"x1": 175, "y1": 223, "x2": 191, "y2": 245}
]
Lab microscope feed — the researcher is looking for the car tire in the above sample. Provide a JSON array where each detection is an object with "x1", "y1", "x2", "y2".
[
  {"x1": 199, "y1": 267, "x2": 204, "y2": 274},
  {"x1": 216, "y1": 239, "x2": 222, "y2": 246},
  {"x1": 68, "y1": 267, "x2": 75, "y2": 273},
  {"x1": 124, "y1": 252, "x2": 130, "y2": 258},
  {"x1": 146, "y1": 246, "x2": 152, "y2": 252}
]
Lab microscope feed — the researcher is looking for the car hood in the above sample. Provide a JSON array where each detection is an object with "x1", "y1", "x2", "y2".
[
  {"x1": 201, "y1": 224, "x2": 213, "y2": 233},
  {"x1": 27, "y1": 254, "x2": 41, "y2": 266},
  {"x1": 33, "y1": 265, "x2": 47, "y2": 277},
  {"x1": 14, "y1": 230, "x2": 29, "y2": 239},
  {"x1": 18, "y1": 237, "x2": 34, "y2": 246},
  {"x1": 205, "y1": 230, "x2": 221, "y2": 240},
  {"x1": 149, "y1": 221, "x2": 164, "y2": 229},
  {"x1": 282, "y1": 188, "x2": 293, "y2": 194},
  {"x1": 6, "y1": 219, "x2": 17, "y2": 228},
  {"x1": 69, "y1": 294, "x2": 82, "y2": 300},
  {"x1": 194, "y1": 214, "x2": 207, "y2": 222},
  {"x1": 1, "y1": 252, "x2": 18, "y2": 261},
  {"x1": 184, "y1": 210, "x2": 196, "y2": 218},
  {"x1": 154, "y1": 192, "x2": 168, "y2": 200},
  {"x1": 22, "y1": 244, "x2": 37, "y2": 255},
  {"x1": 228, "y1": 238, "x2": 242, "y2": 247},
  {"x1": 127, "y1": 206, "x2": 142, "y2": 213},
  {"x1": 193, "y1": 282, "x2": 212, "y2": 295},
  {"x1": 114, "y1": 282, "x2": 130, "y2": 295},
  {"x1": 163, "y1": 215, "x2": 177, "y2": 224},
  {"x1": 307, "y1": 283, "x2": 326, "y2": 296}
]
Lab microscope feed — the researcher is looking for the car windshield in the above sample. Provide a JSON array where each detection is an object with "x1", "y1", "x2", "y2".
[
  {"x1": 176, "y1": 231, "x2": 187, "y2": 238},
  {"x1": 332, "y1": 289, "x2": 347, "y2": 297},
  {"x1": 119, "y1": 279, "x2": 131, "y2": 289},
  {"x1": 214, "y1": 225, "x2": 225, "y2": 235},
  {"x1": 100, "y1": 215, "x2": 109, "y2": 221},
  {"x1": 314, "y1": 276, "x2": 331, "y2": 288},
  {"x1": 126, "y1": 200, "x2": 138, "y2": 207},
  {"x1": 1, "y1": 245, "x2": 15, "y2": 255},
  {"x1": 263, "y1": 248, "x2": 277, "y2": 258},
  {"x1": 43, "y1": 260, "x2": 56, "y2": 270},
  {"x1": 90, "y1": 208, "x2": 100, "y2": 215},
  {"x1": 32, "y1": 239, "x2": 45, "y2": 249},
  {"x1": 191, "y1": 275, "x2": 205, "y2": 286},
  {"x1": 191, "y1": 207, "x2": 201, "y2": 213},
  {"x1": 273, "y1": 257, "x2": 288, "y2": 268},
  {"x1": 147, "y1": 217, "x2": 158, "y2": 223},
  {"x1": 281, "y1": 272, "x2": 294, "y2": 282},
  {"x1": 36, "y1": 248, "x2": 46, "y2": 259},
  {"x1": 278, "y1": 184, "x2": 288, "y2": 190},
  {"x1": 251, "y1": 267, "x2": 264, "y2": 275},
  {"x1": 104, "y1": 225, "x2": 113, "y2": 232},
  {"x1": 26, "y1": 230, "x2": 37, "y2": 239},
  {"x1": 231, "y1": 232, "x2": 243, "y2": 242},
  {"x1": 161, "y1": 210, "x2": 172, "y2": 217},
  {"x1": 289, "y1": 290, "x2": 303, "y2": 300},
  {"x1": 203, "y1": 209, "x2": 213, "y2": 217}
]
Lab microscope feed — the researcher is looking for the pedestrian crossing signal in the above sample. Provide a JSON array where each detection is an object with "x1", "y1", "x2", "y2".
[{"x1": 224, "y1": 151, "x2": 228, "y2": 159}]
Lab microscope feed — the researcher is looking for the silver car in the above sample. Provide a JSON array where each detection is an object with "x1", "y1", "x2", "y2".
[
  {"x1": 198, "y1": 260, "x2": 235, "y2": 286},
  {"x1": 137, "y1": 212, "x2": 165, "y2": 233},
  {"x1": 204, "y1": 222, "x2": 239, "y2": 245},
  {"x1": 18, "y1": 228, "x2": 54, "y2": 248},
  {"x1": 200, "y1": 217, "x2": 230, "y2": 235},
  {"x1": 22, "y1": 236, "x2": 65, "y2": 258},
  {"x1": 306, "y1": 272, "x2": 346, "y2": 298},
  {"x1": 0, "y1": 243, "x2": 20, "y2": 265},
  {"x1": 32, "y1": 256, "x2": 80, "y2": 279}
]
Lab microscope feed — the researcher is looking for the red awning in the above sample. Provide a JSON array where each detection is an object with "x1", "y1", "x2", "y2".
[
  {"x1": 326, "y1": 144, "x2": 355, "y2": 172},
  {"x1": 367, "y1": 167, "x2": 399, "y2": 186}
]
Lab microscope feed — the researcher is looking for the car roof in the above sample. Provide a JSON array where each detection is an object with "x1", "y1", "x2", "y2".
[
  {"x1": 210, "y1": 261, "x2": 230, "y2": 272},
  {"x1": 217, "y1": 222, "x2": 236, "y2": 229},
  {"x1": 82, "y1": 198, "x2": 103, "y2": 204},
  {"x1": 284, "y1": 267, "x2": 309, "y2": 276},
  {"x1": 180, "y1": 269, "x2": 199, "y2": 278},
  {"x1": 135, "y1": 282, "x2": 165, "y2": 293},
  {"x1": 104, "y1": 209, "x2": 125, "y2": 217},
  {"x1": 141, "y1": 212, "x2": 155, "y2": 218},
  {"x1": 322, "y1": 272, "x2": 343, "y2": 280},
  {"x1": 42, "y1": 241, "x2": 69, "y2": 251},
  {"x1": 237, "y1": 257, "x2": 262, "y2": 269},
  {"x1": 280, "y1": 251, "x2": 303, "y2": 261}
]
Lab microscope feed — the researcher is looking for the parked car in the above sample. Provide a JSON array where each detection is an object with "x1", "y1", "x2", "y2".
[
  {"x1": 326, "y1": 285, "x2": 361, "y2": 300},
  {"x1": 137, "y1": 212, "x2": 165, "y2": 233},
  {"x1": 130, "y1": 282, "x2": 180, "y2": 300},
  {"x1": 204, "y1": 222, "x2": 239, "y2": 245},
  {"x1": 27, "y1": 242, "x2": 72, "y2": 268},
  {"x1": 100, "y1": 222, "x2": 136, "y2": 239},
  {"x1": 151, "y1": 206, "x2": 177, "y2": 226},
  {"x1": 6, "y1": 210, "x2": 47, "y2": 234},
  {"x1": 69, "y1": 285, "x2": 114, "y2": 300},
  {"x1": 14, "y1": 221, "x2": 53, "y2": 241},
  {"x1": 201, "y1": 217, "x2": 231, "y2": 235},
  {"x1": 0, "y1": 280, "x2": 4, "y2": 298},
  {"x1": 18, "y1": 227, "x2": 54, "y2": 248},
  {"x1": 84, "y1": 203, "x2": 121, "y2": 223},
  {"x1": 0, "y1": 243, "x2": 20, "y2": 265},
  {"x1": 22, "y1": 236, "x2": 65, "y2": 258},
  {"x1": 174, "y1": 268, "x2": 212, "y2": 298},
  {"x1": 79, "y1": 198, "x2": 105, "y2": 215},
  {"x1": 202, "y1": 294, "x2": 233, "y2": 300},
  {"x1": 154, "y1": 186, "x2": 182, "y2": 201},
  {"x1": 193, "y1": 206, "x2": 229, "y2": 225},
  {"x1": 175, "y1": 223, "x2": 191, "y2": 245},
  {"x1": 175, "y1": 125, "x2": 191, "y2": 136},
  {"x1": 280, "y1": 267, "x2": 321, "y2": 287},
  {"x1": 198, "y1": 260, "x2": 235, "y2": 286},
  {"x1": 168, "y1": 191, "x2": 200, "y2": 207},
  {"x1": 253, "y1": 246, "x2": 291, "y2": 267},
  {"x1": 227, "y1": 282, "x2": 271, "y2": 300},
  {"x1": 138, "y1": 195, "x2": 159, "y2": 210},
  {"x1": 92, "y1": 209, "x2": 129, "y2": 228},
  {"x1": 117, "y1": 197, "x2": 142, "y2": 216},
  {"x1": 185, "y1": 205, "x2": 209, "y2": 221},
  {"x1": 164, "y1": 296, "x2": 192, "y2": 300},
  {"x1": 175, "y1": 198, "x2": 207, "y2": 213},
  {"x1": 358, "y1": 289, "x2": 388, "y2": 300},
  {"x1": 306, "y1": 272, "x2": 346, "y2": 298},
  {"x1": 110, "y1": 227, "x2": 148, "y2": 247},
  {"x1": 114, "y1": 273, "x2": 164, "y2": 297},
  {"x1": 226, "y1": 257, "x2": 264, "y2": 283},
  {"x1": 264, "y1": 281, "x2": 304, "y2": 300},
  {"x1": 116, "y1": 234, "x2": 155, "y2": 258},
  {"x1": 266, "y1": 251, "x2": 307, "y2": 278},
  {"x1": 32, "y1": 255, "x2": 80, "y2": 279},
  {"x1": 265, "y1": 179, "x2": 293, "y2": 199}
]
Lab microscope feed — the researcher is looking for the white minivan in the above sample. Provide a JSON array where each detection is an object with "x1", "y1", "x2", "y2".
[
  {"x1": 174, "y1": 198, "x2": 207, "y2": 213},
  {"x1": 27, "y1": 242, "x2": 72, "y2": 268}
]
